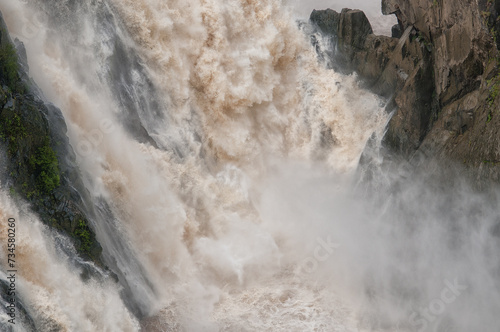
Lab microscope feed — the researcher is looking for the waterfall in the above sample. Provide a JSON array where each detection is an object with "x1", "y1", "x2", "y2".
[{"x1": 0, "y1": 0, "x2": 499, "y2": 331}]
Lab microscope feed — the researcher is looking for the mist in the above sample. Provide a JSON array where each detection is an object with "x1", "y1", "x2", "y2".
[
  {"x1": 256, "y1": 157, "x2": 500, "y2": 331},
  {"x1": 0, "y1": 0, "x2": 498, "y2": 331}
]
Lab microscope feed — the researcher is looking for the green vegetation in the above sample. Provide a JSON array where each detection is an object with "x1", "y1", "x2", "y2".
[
  {"x1": 487, "y1": 77, "x2": 499, "y2": 105},
  {"x1": 491, "y1": 27, "x2": 498, "y2": 49},
  {"x1": 30, "y1": 139, "x2": 61, "y2": 193},
  {"x1": 0, "y1": 18, "x2": 101, "y2": 265},
  {"x1": 483, "y1": 160, "x2": 500, "y2": 165},
  {"x1": 0, "y1": 104, "x2": 60, "y2": 195},
  {"x1": 0, "y1": 110, "x2": 27, "y2": 153},
  {"x1": 482, "y1": 11, "x2": 492, "y2": 20},
  {"x1": 0, "y1": 39, "x2": 19, "y2": 88},
  {"x1": 0, "y1": 27, "x2": 25, "y2": 94},
  {"x1": 74, "y1": 219, "x2": 92, "y2": 254},
  {"x1": 482, "y1": 2, "x2": 500, "y2": 51},
  {"x1": 0, "y1": 27, "x2": 59, "y2": 196},
  {"x1": 486, "y1": 66, "x2": 500, "y2": 123},
  {"x1": 414, "y1": 31, "x2": 432, "y2": 52}
]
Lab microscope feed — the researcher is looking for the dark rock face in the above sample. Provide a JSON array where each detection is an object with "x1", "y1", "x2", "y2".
[
  {"x1": 337, "y1": 8, "x2": 373, "y2": 51},
  {"x1": 391, "y1": 24, "x2": 402, "y2": 38},
  {"x1": 311, "y1": 9, "x2": 377, "y2": 76},
  {"x1": 311, "y1": 2, "x2": 500, "y2": 181},
  {"x1": 311, "y1": 8, "x2": 438, "y2": 156},
  {"x1": 379, "y1": 0, "x2": 500, "y2": 179},
  {"x1": 310, "y1": 9, "x2": 340, "y2": 37},
  {"x1": 0, "y1": 13, "x2": 103, "y2": 265}
]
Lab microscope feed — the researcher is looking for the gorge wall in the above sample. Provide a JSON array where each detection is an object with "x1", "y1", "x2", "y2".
[
  {"x1": 0, "y1": 13, "x2": 103, "y2": 266},
  {"x1": 311, "y1": 0, "x2": 500, "y2": 183}
]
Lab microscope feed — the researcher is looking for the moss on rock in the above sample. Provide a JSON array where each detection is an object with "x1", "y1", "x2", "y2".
[{"x1": 0, "y1": 16, "x2": 103, "y2": 264}]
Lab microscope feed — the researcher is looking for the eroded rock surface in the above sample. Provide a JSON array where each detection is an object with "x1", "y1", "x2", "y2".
[{"x1": 311, "y1": 2, "x2": 500, "y2": 182}]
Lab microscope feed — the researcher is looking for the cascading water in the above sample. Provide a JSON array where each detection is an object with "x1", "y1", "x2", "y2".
[{"x1": 0, "y1": 0, "x2": 499, "y2": 331}]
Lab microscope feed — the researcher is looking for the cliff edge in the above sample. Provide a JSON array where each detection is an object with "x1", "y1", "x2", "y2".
[{"x1": 311, "y1": 0, "x2": 500, "y2": 182}]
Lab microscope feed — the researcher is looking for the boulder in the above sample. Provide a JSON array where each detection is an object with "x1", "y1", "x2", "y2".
[
  {"x1": 337, "y1": 8, "x2": 373, "y2": 51},
  {"x1": 310, "y1": 9, "x2": 340, "y2": 36}
]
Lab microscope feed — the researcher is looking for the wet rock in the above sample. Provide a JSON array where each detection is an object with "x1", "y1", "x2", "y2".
[
  {"x1": 0, "y1": 12, "x2": 104, "y2": 266},
  {"x1": 378, "y1": 0, "x2": 500, "y2": 180},
  {"x1": 337, "y1": 8, "x2": 373, "y2": 51},
  {"x1": 310, "y1": 8, "x2": 340, "y2": 36},
  {"x1": 311, "y1": 1, "x2": 500, "y2": 181},
  {"x1": 311, "y1": 7, "x2": 437, "y2": 156},
  {"x1": 391, "y1": 24, "x2": 402, "y2": 38}
]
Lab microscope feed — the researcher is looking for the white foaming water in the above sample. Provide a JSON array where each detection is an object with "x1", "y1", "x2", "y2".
[
  {"x1": 0, "y1": 0, "x2": 499, "y2": 331},
  {"x1": 0, "y1": 190, "x2": 139, "y2": 331}
]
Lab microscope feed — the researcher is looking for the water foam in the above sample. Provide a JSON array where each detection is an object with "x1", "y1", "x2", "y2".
[{"x1": 2, "y1": 0, "x2": 499, "y2": 331}]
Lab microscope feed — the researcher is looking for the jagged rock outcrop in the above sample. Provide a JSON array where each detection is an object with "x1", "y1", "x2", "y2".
[
  {"x1": 0, "y1": 13, "x2": 104, "y2": 265},
  {"x1": 381, "y1": 0, "x2": 500, "y2": 179},
  {"x1": 382, "y1": 0, "x2": 489, "y2": 107},
  {"x1": 311, "y1": 1, "x2": 500, "y2": 181},
  {"x1": 311, "y1": 8, "x2": 438, "y2": 156}
]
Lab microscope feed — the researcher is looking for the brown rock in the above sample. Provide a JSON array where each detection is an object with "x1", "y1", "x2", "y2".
[{"x1": 312, "y1": 1, "x2": 500, "y2": 179}]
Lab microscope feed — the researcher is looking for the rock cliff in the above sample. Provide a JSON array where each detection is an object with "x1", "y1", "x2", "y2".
[
  {"x1": 0, "y1": 13, "x2": 103, "y2": 266},
  {"x1": 311, "y1": 1, "x2": 500, "y2": 182}
]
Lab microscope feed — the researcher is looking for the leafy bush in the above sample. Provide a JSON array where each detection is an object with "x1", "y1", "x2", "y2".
[
  {"x1": 30, "y1": 139, "x2": 61, "y2": 193},
  {"x1": 74, "y1": 219, "x2": 92, "y2": 254}
]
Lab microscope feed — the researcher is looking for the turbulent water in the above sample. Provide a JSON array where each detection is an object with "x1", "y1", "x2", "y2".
[{"x1": 0, "y1": 0, "x2": 499, "y2": 331}]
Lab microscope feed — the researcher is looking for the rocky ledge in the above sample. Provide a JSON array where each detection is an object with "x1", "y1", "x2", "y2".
[{"x1": 311, "y1": 0, "x2": 500, "y2": 182}]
